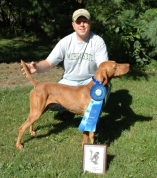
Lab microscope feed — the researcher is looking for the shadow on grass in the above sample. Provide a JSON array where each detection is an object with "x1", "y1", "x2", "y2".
[
  {"x1": 96, "y1": 89, "x2": 152, "y2": 146},
  {"x1": 96, "y1": 89, "x2": 152, "y2": 169},
  {"x1": 21, "y1": 114, "x2": 82, "y2": 146}
]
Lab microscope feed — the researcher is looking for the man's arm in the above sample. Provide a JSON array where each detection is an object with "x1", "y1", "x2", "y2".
[
  {"x1": 21, "y1": 59, "x2": 53, "y2": 76},
  {"x1": 36, "y1": 59, "x2": 53, "y2": 73}
]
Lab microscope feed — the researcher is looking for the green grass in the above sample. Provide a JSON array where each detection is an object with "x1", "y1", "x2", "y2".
[
  {"x1": 1, "y1": 36, "x2": 157, "y2": 177},
  {"x1": 1, "y1": 70, "x2": 157, "y2": 177}
]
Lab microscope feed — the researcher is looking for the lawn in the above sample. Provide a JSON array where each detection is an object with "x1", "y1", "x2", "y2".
[{"x1": 0, "y1": 37, "x2": 157, "y2": 177}]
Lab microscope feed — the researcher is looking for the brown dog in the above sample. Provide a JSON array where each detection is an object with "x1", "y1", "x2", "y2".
[{"x1": 16, "y1": 60, "x2": 130, "y2": 149}]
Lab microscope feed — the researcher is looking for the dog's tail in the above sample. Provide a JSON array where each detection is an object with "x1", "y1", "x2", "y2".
[{"x1": 21, "y1": 60, "x2": 37, "y2": 87}]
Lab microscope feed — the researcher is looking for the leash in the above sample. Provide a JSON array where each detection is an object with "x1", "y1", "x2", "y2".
[{"x1": 78, "y1": 77, "x2": 107, "y2": 132}]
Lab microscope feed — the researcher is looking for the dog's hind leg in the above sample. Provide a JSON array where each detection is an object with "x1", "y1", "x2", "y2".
[
  {"x1": 16, "y1": 112, "x2": 42, "y2": 150},
  {"x1": 16, "y1": 92, "x2": 47, "y2": 150}
]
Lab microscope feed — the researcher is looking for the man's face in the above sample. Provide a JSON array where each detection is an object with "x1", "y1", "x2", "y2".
[{"x1": 72, "y1": 16, "x2": 92, "y2": 39}]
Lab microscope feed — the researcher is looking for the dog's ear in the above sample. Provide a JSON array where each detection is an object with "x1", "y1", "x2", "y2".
[{"x1": 101, "y1": 70, "x2": 108, "y2": 85}]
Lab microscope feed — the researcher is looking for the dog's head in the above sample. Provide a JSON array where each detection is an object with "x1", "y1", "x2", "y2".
[{"x1": 95, "y1": 61, "x2": 130, "y2": 85}]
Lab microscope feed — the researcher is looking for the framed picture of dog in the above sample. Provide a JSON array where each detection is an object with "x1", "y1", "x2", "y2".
[{"x1": 82, "y1": 144, "x2": 107, "y2": 174}]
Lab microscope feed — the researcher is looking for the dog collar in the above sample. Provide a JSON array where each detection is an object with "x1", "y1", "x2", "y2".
[{"x1": 92, "y1": 76, "x2": 103, "y2": 85}]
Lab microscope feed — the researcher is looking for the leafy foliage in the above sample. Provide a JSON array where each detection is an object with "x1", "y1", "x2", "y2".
[
  {"x1": 0, "y1": 0, "x2": 82, "y2": 38},
  {"x1": 1, "y1": 0, "x2": 157, "y2": 64},
  {"x1": 85, "y1": 0, "x2": 157, "y2": 64}
]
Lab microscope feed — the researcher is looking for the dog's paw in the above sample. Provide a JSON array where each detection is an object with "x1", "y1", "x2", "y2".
[
  {"x1": 16, "y1": 144, "x2": 24, "y2": 150},
  {"x1": 30, "y1": 131, "x2": 36, "y2": 136}
]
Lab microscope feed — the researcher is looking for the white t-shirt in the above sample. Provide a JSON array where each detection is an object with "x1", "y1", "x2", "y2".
[{"x1": 47, "y1": 31, "x2": 108, "y2": 81}]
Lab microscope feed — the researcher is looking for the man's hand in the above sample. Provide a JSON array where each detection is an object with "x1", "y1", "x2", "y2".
[
  {"x1": 21, "y1": 61, "x2": 37, "y2": 77},
  {"x1": 21, "y1": 59, "x2": 53, "y2": 77}
]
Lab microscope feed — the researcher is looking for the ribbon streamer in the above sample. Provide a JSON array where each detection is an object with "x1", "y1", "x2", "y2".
[{"x1": 78, "y1": 99, "x2": 103, "y2": 132}]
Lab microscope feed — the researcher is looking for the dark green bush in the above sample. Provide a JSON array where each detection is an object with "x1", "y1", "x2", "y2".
[{"x1": 1, "y1": 0, "x2": 157, "y2": 65}]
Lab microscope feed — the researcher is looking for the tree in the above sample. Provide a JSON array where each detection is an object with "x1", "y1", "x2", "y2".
[
  {"x1": 1, "y1": 0, "x2": 157, "y2": 64},
  {"x1": 0, "y1": 0, "x2": 83, "y2": 38},
  {"x1": 84, "y1": 0, "x2": 157, "y2": 64}
]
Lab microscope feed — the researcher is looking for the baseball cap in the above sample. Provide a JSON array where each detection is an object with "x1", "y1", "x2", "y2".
[{"x1": 72, "y1": 9, "x2": 91, "y2": 21}]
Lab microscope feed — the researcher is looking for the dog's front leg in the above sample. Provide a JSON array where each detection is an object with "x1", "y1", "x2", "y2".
[
  {"x1": 89, "y1": 132, "x2": 94, "y2": 144},
  {"x1": 82, "y1": 131, "x2": 89, "y2": 148}
]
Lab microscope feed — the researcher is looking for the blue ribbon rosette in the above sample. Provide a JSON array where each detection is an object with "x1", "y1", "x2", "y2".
[{"x1": 78, "y1": 77, "x2": 107, "y2": 132}]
